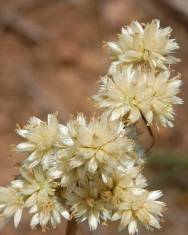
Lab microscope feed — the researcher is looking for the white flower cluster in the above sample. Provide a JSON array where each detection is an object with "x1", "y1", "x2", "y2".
[
  {"x1": 107, "y1": 19, "x2": 179, "y2": 72},
  {"x1": 94, "y1": 19, "x2": 182, "y2": 128},
  {"x1": 0, "y1": 19, "x2": 182, "y2": 235},
  {"x1": 93, "y1": 68, "x2": 182, "y2": 127}
]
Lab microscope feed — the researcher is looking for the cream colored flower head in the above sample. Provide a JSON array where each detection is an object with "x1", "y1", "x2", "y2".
[
  {"x1": 29, "y1": 195, "x2": 70, "y2": 231},
  {"x1": 104, "y1": 166, "x2": 147, "y2": 207},
  {"x1": 66, "y1": 113, "x2": 136, "y2": 182},
  {"x1": 66, "y1": 177, "x2": 111, "y2": 230},
  {"x1": 48, "y1": 150, "x2": 86, "y2": 189},
  {"x1": 112, "y1": 189, "x2": 165, "y2": 234},
  {"x1": 93, "y1": 67, "x2": 183, "y2": 127},
  {"x1": 15, "y1": 114, "x2": 65, "y2": 169},
  {"x1": 0, "y1": 182, "x2": 25, "y2": 228},
  {"x1": 18, "y1": 166, "x2": 58, "y2": 197},
  {"x1": 19, "y1": 166, "x2": 70, "y2": 230},
  {"x1": 107, "y1": 19, "x2": 179, "y2": 73}
]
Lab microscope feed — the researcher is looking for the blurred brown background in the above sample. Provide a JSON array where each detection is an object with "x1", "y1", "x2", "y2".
[{"x1": 0, "y1": 0, "x2": 188, "y2": 234}]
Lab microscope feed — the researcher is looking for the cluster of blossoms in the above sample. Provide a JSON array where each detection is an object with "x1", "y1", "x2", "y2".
[
  {"x1": 93, "y1": 68, "x2": 182, "y2": 127},
  {"x1": 0, "y1": 19, "x2": 182, "y2": 234}
]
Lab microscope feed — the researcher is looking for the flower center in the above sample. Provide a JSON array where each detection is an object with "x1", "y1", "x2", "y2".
[
  {"x1": 86, "y1": 198, "x2": 95, "y2": 207},
  {"x1": 143, "y1": 49, "x2": 150, "y2": 61},
  {"x1": 40, "y1": 200, "x2": 54, "y2": 213},
  {"x1": 101, "y1": 190, "x2": 113, "y2": 201}
]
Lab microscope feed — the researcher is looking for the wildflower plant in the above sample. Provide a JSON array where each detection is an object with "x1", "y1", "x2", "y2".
[{"x1": 0, "y1": 19, "x2": 182, "y2": 235}]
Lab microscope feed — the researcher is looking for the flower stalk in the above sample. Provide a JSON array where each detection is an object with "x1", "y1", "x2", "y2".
[
  {"x1": 65, "y1": 220, "x2": 78, "y2": 235},
  {"x1": 140, "y1": 110, "x2": 155, "y2": 153}
]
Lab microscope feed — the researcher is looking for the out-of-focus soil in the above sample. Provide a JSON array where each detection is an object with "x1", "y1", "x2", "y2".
[{"x1": 0, "y1": 0, "x2": 188, "y2": 234}]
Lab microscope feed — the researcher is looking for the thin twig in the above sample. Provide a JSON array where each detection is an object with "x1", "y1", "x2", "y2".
[
  {"x1": 65, "y1": 220, "x2": 78, "y2": 235},
  {"x1": 0, "y1": 0, "x2": 50, "y2": 45},
  {"x1": 140, "y1": 111, "x2": 155, "y2": 153},
  {"x1": 122, "y1": 111, "x2": 155, "y2": 153},
  {"x1": 0, "y1": 9, "x2": 47, "y2": 44}
]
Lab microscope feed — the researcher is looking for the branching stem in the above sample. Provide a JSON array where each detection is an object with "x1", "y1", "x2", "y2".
[
  {"x1": 140, "y1": 111, "x2": 155, "y2": 152},
  {"x1": 123, "y1": 111, "x2": 155, "y2": 153}
]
